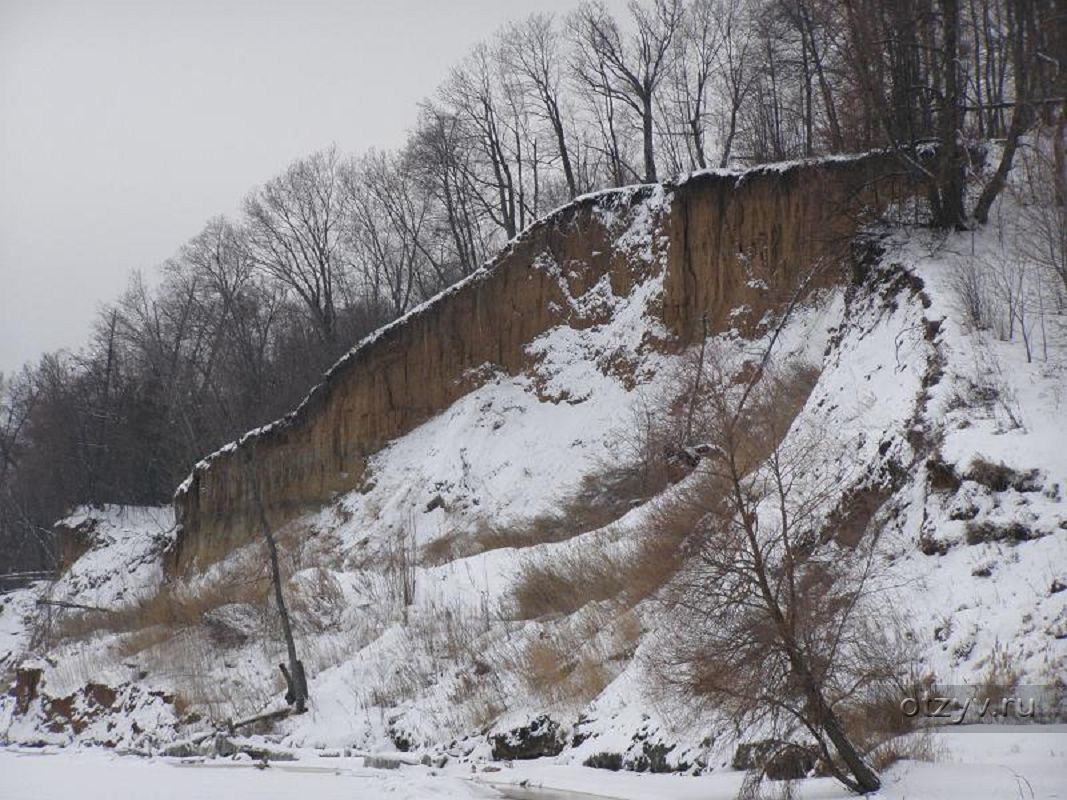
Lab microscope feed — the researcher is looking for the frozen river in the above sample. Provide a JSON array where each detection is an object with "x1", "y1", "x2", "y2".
[{"x1": 2, "y1": 727, "x2": 1066, "y2": 800}]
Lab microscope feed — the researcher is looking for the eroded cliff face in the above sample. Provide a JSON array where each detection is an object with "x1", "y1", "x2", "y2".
[
  {"x1": 664, "y1": 152, "x2": 917, "y2": 341},
  {"x1": 170, "y1": 152, "x2": 919, "y2": 574}
]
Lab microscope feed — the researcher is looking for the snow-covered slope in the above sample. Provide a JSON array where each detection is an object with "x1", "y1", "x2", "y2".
[{"x1": 2, "y1": 156, "x2": 1064, "y2": 798}]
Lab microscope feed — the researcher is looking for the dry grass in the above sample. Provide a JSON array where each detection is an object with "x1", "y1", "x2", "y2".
[
  {"x1": 49, "y1": 556, "x2": 274, "y2": 657},
  {"x1": 517, "y1": 635, "x2": 611, "y2": 706},
  {"x1": 510, "y1": 474, "x2": 710, "y2": 621},
  {"x1": 522, "y1": 639, "x2": 574, "y2": 694},
  {"x1": 513, "y1": 547, "x2": 629, "y2": 620},
  {"x1": 420, "y1": 466, "x2": 653, "y2": 567},
  {"x1": 53, "y1": 522, "x2": 349, "y2": 654},
  {"x1": 974, "y1": 643, "x2": 1021, "y2": 707},
  {"x1": 867, "y1": 729, "x2": 942, "y2": 772},
  {"x1": 287, "y1": 566, "x2": 347, "y2": 633},
  {"x1": 509, "y1": 358, "x2": 823, "y2": 620}
]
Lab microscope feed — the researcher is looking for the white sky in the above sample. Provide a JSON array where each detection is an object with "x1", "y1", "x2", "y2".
[{"x1": 0, "y1": 0, "x2": 626, "y2": 375}]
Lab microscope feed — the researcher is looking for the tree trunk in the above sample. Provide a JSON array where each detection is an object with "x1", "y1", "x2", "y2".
[
  {"x1": 642, "y1": 94, "x2": 658, "y2": 183},
  {"x1": 972, "y1": 0, "x2": 1033, "y2": 224},
  {"x1": 690, "y1": 114, "x2": 708, "y2": 170},
  {"x1": 549, "y1": 101, "x2": 578, "y2": 198},
  {"x1": 935, "y1": 0, "x2": 966, "y2": 228},
  {"x1": 248, "y1": 447, "x2": 308, "y2": 713},
  {"x1": 972, "y1": 96, "x2": 1027, "y2": 223},
  {"x1": 818, "y1": 698, "x2": 882, "y2": 793}
]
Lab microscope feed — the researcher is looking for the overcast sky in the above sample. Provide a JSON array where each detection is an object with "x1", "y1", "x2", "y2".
[{"x1": 0, "y1": 0, "x2": 626, "y2": 376}]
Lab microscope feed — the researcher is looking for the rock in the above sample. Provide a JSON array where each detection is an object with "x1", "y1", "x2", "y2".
[
  {"x1": 926, "y1": 457, "x2": 961, "y2": 492},
  {"x1": 84, "y1": 682, "x2": 117, "y2": 709},
  {"x1": 364, "y1": 755, "x2": 402, "y2": 770},
  {"x1": 203, "y1": 603, "x2": 261, "y2": 647},
  {"x1": 212, "y1": 734, "x2": 238, "y2": 757},
  {"x1": 12, "y1": 667, "x2": 43, "y2": 715},
  {"x1": 490, "y1": 715, "x2": 565, "y2": 760},
  {"x1": 238, "y1": 745, "x2": 297, "y2": 762},
  {"x1": 161, "y1": 742, "x2": 201, "y2": 758},
  {"x1": 583, "y1": 752, "x2": 623, "y2": 771},
  {"x1": 732, "y1": 740, "x2": 817, "y2": 781},
  {"x1": 626, "y1": 739, "x2": 683, "y2": 773}
]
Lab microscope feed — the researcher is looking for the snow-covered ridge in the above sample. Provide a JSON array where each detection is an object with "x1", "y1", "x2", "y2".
[
  {"x1": 173, "y1": 183, "x2": 665, "y2": 501},
  {"x1": 174, "y1": 148, "x2": 918, "y2": 504},
  {"x1": 171, "y1": 150, "x2": 925, "y2": 578}
]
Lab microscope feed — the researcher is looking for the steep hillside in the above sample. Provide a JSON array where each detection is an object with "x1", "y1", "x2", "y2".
[
  {"x1": 171, "y1": 152, "x2": 916, "y2": 572},
  {"x1": 2, "y1": 152, "x2": 1064, "y2": 792}
]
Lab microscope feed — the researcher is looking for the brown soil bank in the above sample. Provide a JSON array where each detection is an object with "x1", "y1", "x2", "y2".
[{"x1": 169, "y1": 151, "x2": 921, "y2": 574}]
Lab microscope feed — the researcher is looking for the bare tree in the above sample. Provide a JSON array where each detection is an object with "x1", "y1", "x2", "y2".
[
  {"x1": 972, "y1": 0, "x2": 1052, "y2": 224},
  {"x1": 1016, "y1": 118, "x2": 1067, "y2": 296},
  {"x1": 573, "y1": 0, "x2": 683, "y2": 182},
  {"x1": 244, "y1": 147, "x2": 350, "y2": 346},
  {"x1": 664, "y1": 0, "x2": 727, "y2": 170},
  {"x1": 344, "y1": 151, "x2": 432, "y2": 316},
  {"x1": 440, "y1": 44, "x2": 534, "y2": 240},
  {"x1": 777, "y1": 0, "x2": 846, "y2": 153},
  {"x1": 247, "y1": 445, "x2": 308, "y2": 713},
  {"x1": 712, "y1": 0, "x2": 757, "y2": 166},
  {"x1": 407, "y1": 104, "x2": 494, "y2": 278},
  {"x1": 656, "y1": 348, "x2": 897, "y2": 794},
  {"x1": 502, "y1": 14, "x2": 582, "y2": 199}
]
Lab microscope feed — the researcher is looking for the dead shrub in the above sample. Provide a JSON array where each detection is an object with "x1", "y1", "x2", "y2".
[
  {"x1": 383, "y1": 523, "x2": 417, "y2": 612},
  {"x1": 287, "y1": 566, "x2": 346, "y2": 633},
  {"x1": 837, "y1": 669, "x2": 934, "y2": 759},
  {"x1": 518, "y1": 636, "x2": 610, "y2": 705},
  {"x1": 867, "y1": 729, "x2": 941, "y2": 772},
  {"x1": 52, "y1": 568, "x2": 272, "y2": 654},
  {"x1": 965, "y1": 457, "x2": 1042, "y2": 493},
  {"x1": 974, "y1": 644, "x2": 1021, "y2": 709},
  {"x1": 965, "y1": 520, "x2": 1041, "y2": 545},
  {"x1": 512, "y1": 544, "x2": 633, "y2": 620},
  {"x1": 421, "y1": 467, "x2": 655, "y2": 568}
]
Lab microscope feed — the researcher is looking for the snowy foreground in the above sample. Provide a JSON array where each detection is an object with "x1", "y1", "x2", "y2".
[{"x1": 2, "y1": 727, "x2": 1065, "y2": 800}]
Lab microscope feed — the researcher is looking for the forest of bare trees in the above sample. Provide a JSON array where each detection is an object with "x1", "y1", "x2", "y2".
[{"x1": 1, "y1": 0, "x2": 1061, "y2": 573}]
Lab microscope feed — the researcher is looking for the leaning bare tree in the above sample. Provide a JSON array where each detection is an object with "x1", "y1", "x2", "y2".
[
  {"x1": 246, "y1": 445, "x2": 308, "y2": 713},
  {"x1": 656, "y1": 347, "x2": 903, "y2": 793}
]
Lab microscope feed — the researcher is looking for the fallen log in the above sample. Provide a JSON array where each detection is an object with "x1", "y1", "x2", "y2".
[{"x1": 35, "y1": 599, "x2": 112, "y2": 613}]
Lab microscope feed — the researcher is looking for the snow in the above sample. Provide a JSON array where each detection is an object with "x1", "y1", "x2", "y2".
[
  {"x1": 0, "y1": 749, "x2": 489, "y2": 800},
  {"x1": 50, "y1": 505, "x2": 176, "y2": 610},
  {"x1": 3, "y1": 153, "x2": 1066, "y2": 797},
  {"x1": 1, "y1": 726, "x2": 1064, "y2": 799},
  {"x1": 0, "y1": 586, "x2": 38, "y2": 673}
]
